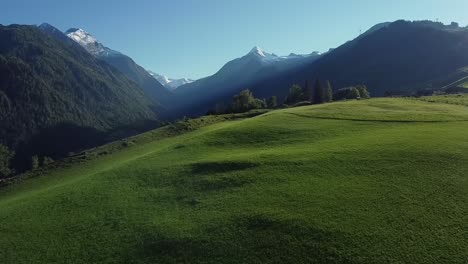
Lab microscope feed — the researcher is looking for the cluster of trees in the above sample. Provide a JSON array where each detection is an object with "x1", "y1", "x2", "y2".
[
  {"x1": 209, "y1": 81, "x2": 371, "y2": 115},
  {"x1": 230, "y1": 90, "x2": 267, "y2": 112},
  {"x1": 208, "y1": 90, "x2": 278, "y2": 115},
  {"x1": 285, "y1": 81, "x2": 370, "y2": 105},
  {"x1": 0, "y1": 143, "x2": 57, "y2": 179},
  {"x1": 334, "y1": 85, "x2": 370, "y2": 100},
  {"x1": 285, "y1": 80, "x2": 333, "y2": 105}
]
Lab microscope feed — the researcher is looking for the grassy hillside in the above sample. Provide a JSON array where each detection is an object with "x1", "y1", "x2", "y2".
[
  {"x1": 416, "y1": 93, "x2": 468, "y2": 106},
  {"x1": 0, "y1": 98, "x2": 467, "y2": 263}
]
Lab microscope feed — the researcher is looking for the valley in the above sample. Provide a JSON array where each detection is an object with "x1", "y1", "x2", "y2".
[{"x1": 1, "y1": 5, "x2": 468, "y2": 262}]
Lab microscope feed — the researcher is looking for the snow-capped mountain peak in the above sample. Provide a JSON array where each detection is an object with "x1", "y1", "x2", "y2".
[
  {"x1": 148, "y1": 71, "x2": 171, "y2": 85},
  {"x1": 246, "y1": 46, "x2": 320, "y2": 63},
  {"x1": 248, "y1": 46, "x2": 280, "y2": 61},
  {"x1": 65, "y1": 28, "x2": 120, "y2": 57},
  {"x1": 249, "y1": 46, "x2": 268, "y2": 57},
  {"x1": 148, "y1": 71, "x2": 194, "y2": 90},
  {"x1": 66, "y1": 28, "x2": 97, "y2": 45}
]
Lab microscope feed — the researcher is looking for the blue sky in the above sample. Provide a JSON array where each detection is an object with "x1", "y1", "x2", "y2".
[{"x1": 2, "y1": 0, "x2": 468, "y2": 79}]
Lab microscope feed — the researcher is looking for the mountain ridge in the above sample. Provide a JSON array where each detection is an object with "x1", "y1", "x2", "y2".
[
  {"x1": 1, "y1": 24, "x2": 159, "y2": 171},
  {"x1": 170, "y1": 46, "x2": 321, "y2": 116},
  {"x1": 64, "y1": 27, "x2": 171, "y2": 106}
]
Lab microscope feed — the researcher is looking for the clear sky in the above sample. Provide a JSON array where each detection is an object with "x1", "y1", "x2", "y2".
[{"x1": 2, "y1": 0, "x2": 468, "y2": 79}]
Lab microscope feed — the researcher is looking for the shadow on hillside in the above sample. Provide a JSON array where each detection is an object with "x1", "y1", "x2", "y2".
[
  {"x1": 132, "y1": 214, "x2": 355, "y2": 263},
  {"x1": 12, "y1": 120, "x2": 160, "y2": 172},
  {"x1": 12, "y1": 123, "x2": 105, "y2": 171},
  {"x1": 191, "y1": 161, "x2": 258, "y2": 174}
]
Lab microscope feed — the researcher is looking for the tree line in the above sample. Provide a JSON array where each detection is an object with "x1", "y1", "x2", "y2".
[{"x1": 208, "y1": 79, "x2": 371, "y2": 115}]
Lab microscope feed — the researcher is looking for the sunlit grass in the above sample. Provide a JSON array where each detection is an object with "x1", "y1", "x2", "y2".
[{"x1": 0, "y1": 98, "x2": 467, "y2": 263}]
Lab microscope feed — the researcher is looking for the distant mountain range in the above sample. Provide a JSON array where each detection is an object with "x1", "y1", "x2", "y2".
[
  {"x1": 169, "y1": 46, "x2": 321, "y2": 116},
  {"x1": 148, "y1": 71, "x2": 194, "y2": 90},
  {"x1": 170, "y1": 20, "x2": 468, "y2": 116},
  {"x1": 39, "y1": 20, "x2": 468, "y2": 119},
  {"x1": 245, "y1": 20, "x2": 468, "y2": 100}
]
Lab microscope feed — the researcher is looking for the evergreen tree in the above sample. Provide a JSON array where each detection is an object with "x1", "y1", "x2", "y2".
[
  {"x1": 31, "y1": 155, "x2": 40, "y2": 171},
  {"x1": 301, "y1": 80, "x2": 311, "y2": 101},
  {"x1": 266, "y1": 96, "x2": 278, "y2": 109},
  {"x1": 324, "y1": 80, "x2": 333, "y2": 102},
  {"x1": 0, "y1": 144, "x2": 14, "y2": 178},
  {"x1": 285, "y1": 85, "x2": 303, "y2": 105},
  {"x1": 313, "y1": 79, "x2": 324, "y2": 104}
]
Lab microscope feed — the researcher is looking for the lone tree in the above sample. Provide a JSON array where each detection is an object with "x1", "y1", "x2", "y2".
[
  {"x1": 324, "y1": 80, "x2": 333, "y2": 102},
  {"x1": 313, "y1": 79, "x2": 324, "y2": 104}
]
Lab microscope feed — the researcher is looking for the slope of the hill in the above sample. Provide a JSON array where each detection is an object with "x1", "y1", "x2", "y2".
[{"x1": 0, "y1": 98, "x2": 467, "y2": 264}]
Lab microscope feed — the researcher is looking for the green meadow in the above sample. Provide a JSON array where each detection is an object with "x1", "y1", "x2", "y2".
[{"x1": 1, "y1": 97, "x2": 467, "y2": 263}]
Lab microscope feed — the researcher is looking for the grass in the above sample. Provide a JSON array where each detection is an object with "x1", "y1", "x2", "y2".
[
  {"x1": 0, "y1": 98, "x2": 467, "y2": 263},
  {"x1": 416, "y1": 93, "x2": 468, "y2": 107}
]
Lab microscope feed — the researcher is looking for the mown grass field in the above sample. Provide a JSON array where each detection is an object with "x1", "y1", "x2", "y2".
[{"x1": 0, "y1": 98, "x2": 467, "y2": 264}]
